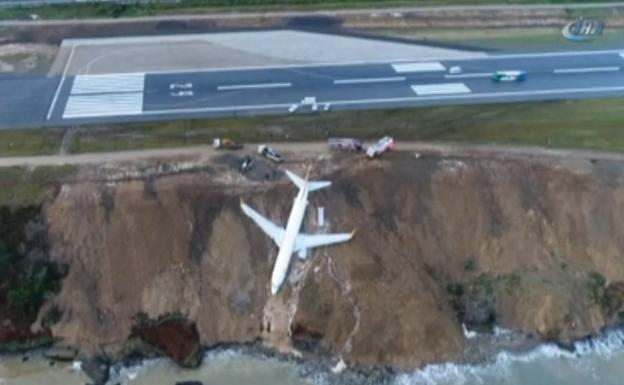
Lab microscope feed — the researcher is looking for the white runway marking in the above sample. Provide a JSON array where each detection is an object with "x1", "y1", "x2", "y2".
[
  {"x1": 63, "y1": 93, "x2": 144, "y2": 118},
  {"x1": 392, "y1": 62, "x2": 446, "y2": 73},
  {"x1": 62, "y1": 73, "x2": 145, "y2": 118},
  {"x1": 71, "y1": 73, "x2": 145, "y2": 94},
  {"x1": 411, "y1": 83, "x2": 471, "y2": 95},
  {"x1": 46, "y1": 45, "x2": 75, "y2": 120},
  {"x1": 217, "y1": 82, "x2": 292, "y2": 91},
  {"x1": 445, "y1": 73, "x2": 492, "y2": 79},
  {"x1": 324, "y1": 85, "x2": 624, "y2": 106},
  {"x1": 106, "y1": 85, "x2": 624, "y2": 118},
  {"x1": 553, "y1": 66, "x2": 620, "y2": 74},
  {"x1": 333, "y1": 76, "x2": 406, "y2": 85}
]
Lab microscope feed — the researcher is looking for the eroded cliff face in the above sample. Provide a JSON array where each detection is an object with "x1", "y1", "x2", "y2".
[{"x1": 42, "y1": 150, "x2": 624, "y2": 370}]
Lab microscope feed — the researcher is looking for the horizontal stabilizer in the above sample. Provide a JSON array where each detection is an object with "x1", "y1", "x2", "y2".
[
  {"x1": 286, "y1": 170, "x2": 331, "y2": 192},
  {"x1": 240, "y1": 201, "x2": 285, "y2": 246}
]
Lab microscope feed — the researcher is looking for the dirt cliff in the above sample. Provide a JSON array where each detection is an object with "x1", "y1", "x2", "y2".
[{"x1": 36, "y1": 146, "x2": 624, "y2": 370}]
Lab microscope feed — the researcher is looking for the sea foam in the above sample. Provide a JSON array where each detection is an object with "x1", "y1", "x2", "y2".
[{"x1": 393, "y1": 329, "x2": 624, "y2": 385}]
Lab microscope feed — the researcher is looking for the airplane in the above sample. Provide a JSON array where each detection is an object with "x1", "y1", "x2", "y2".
[{"x1": 240, "y1": 169, "x2": 355, "y2": 295}]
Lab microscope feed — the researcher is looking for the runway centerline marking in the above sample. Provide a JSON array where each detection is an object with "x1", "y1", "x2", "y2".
[
  {"x1": 445, "y1": 73, "x2": 492, "y2": 79},
  {"x1": 553, "y1": 66, "x2": 620, "y2": 74},
  {"x1": 392, "y1": 62, "x2": 446, "y2": 73},
  {"x1": 333, "y1": 76, "x2": 406, "y2": 85},
  {"x1": 46, "y1": 44, "x2": 75, "y2": 120},
  {"x1": 411, "y1": 83, "x2": 471, "y2": 95},
  {"x1": 217, "y1": 82, "x2": 292, "y2": 91}
]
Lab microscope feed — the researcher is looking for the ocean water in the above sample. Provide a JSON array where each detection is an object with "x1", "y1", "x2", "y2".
[{"x1": 2, "y1": 330, "x2": 624, "y2": 385}]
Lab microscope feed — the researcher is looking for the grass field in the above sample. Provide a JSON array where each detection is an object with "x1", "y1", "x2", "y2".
[
  {"x1": 0, "y1": 129, "x2": 64, "y2": 157},
  {"x1": 66, "y1": 97, "x2": 624, "y2": 155},
  {"x1": 0, "y1": 165, "x2": 76, "y2": 206},
  {"x1": 0, "y1": 0, "x2": 618, "y2": 21}
]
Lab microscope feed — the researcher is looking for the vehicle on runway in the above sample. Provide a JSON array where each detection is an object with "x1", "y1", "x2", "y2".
[
  {"x1": 258, "y1": 145, "x2": 283, "y2": 163},
  {"x1": 241, "y1": 170, "x2": 354, "y2": 294},
  {"x1": 492, "y1": 70, "x2": 527, "y2": 82},
  {"x1": 449, "y1": 66, "x2": 462, "y2": 74}
]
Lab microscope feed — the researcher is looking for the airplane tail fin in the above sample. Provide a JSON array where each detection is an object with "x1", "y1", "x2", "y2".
[{"x1": 286, "y1": 170, "x2": 331, "y2": 192}]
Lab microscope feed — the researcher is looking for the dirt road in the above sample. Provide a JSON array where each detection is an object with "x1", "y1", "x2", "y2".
[{"x1": 1, "y1": 142, "x2": 623, "y2": 168}]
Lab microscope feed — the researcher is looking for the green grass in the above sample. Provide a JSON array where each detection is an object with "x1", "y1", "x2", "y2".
[
  {"x1": 66, "y1": 97, "x2": 624, "y2": 154},
  {"x1": 0, "y1": 129, "x2": 64, "y2": 157},
  {"x1": 370, "y1": 26, "x2": 624, "y2": 51},
  {"x1": 0, "y1": 0, "x2": 620, "y2": 21},
  {"x1": 0, "y1": 165, "x2": 77, "y2": 206}
]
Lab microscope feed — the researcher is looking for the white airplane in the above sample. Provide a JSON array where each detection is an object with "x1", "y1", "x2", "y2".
[{"x1": 241, "y1": 170, "x2": 354, "y2": 295}]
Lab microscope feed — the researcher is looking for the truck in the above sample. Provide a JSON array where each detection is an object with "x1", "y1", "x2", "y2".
[
  {"x1": 366, "y1": 136, "x2": 394, "y2": 158},
  {"x1": 328, "y1": 138, "x2": 364, "y2": 152},
  {"x1": 213, "y1": 138, "x2": 243, "y2": 150},
  {"x1": 257, "y1": 145, "x2": 283, "y2": 163}
]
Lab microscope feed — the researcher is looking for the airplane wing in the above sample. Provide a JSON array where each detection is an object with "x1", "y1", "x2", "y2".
[
  {"x1": 294, "y1": 231, "x2": 355, "y2": 254},
  {"x1": 240, "y1": 202, "x2": 285, "y2": 246}
]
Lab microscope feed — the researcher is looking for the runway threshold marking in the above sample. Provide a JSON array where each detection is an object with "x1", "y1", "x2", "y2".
[
  {"x1": 553, "y1": 66, "x2": 620, "y2": 74},
  {"x1": 392, "y1": 62, "x2": 446, "y2": 73},
  {"x1": 445, "y1": 73, "x2": 492, "y2": 79},
  {"x1": 62, "y1": 73, "x2": 146, "y2": 119},
  {"x1": 333, "y1": 76, "x2": 406, "y2": 85},
  {"x1": 217, "y1": 82, "x2": 292, "y2": 91},
  {"x1": 411, "y1": 83, "x2": 471, "y2": 95},
  {"x1": 70, "y1": 73, "x2": 145, "y2": 94}
]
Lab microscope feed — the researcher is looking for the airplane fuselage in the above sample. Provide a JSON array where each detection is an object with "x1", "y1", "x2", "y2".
[{"x1": 271, "y1": 181, "x2": 309, "y2": 294}]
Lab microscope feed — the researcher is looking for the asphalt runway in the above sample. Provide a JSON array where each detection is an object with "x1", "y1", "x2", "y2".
[{"x1": 3, "y1": 48, "x2": 624, "y2": 129}]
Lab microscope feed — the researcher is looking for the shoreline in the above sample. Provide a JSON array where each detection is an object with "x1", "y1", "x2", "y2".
[{"x1": 4, "y1": 326, "x2": 624, "y2": 385}]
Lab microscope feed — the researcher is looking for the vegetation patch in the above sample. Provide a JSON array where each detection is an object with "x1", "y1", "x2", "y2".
[
  {"x1": 447, "y1": 272, "x2": 524, "y2": 332},
  {"x1": 0, "y1": 205, "x2": 65, "y2": 352},
  {"x1": 0, "y1": 165, "x2": 77, "y2": 207},
  {"x1": 1, "y1": 1, "x2": 615, "y2": 21}
]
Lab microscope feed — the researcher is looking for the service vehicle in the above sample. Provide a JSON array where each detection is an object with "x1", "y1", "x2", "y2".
[
  {"x1": 258, "y1": 145, "x2": 284, "y2": 163},
  {"x1": 491, "y1": 70, "x2": 527, "y2": 82},
  {"x1": 213, "y1": 138, "x2": 243, "y2": 150},
  {"x1": 328, "y1": 138, "x2": 364, "y2": 152},
  {"x1": 366, "y1": 136, "x2": 394, "y2": 158},
  {"x1": 241, "y1": 155, "x2": 254, "y2": 173}
]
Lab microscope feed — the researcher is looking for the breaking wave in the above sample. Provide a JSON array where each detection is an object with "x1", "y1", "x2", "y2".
[{"x1": 394, "y1": 329, "x2": 624, "y2": 385}]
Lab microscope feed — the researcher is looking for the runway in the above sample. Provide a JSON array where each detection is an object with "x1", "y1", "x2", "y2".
[{"x1": 4, "y1": 48, "x2": 624, "y2": 128}]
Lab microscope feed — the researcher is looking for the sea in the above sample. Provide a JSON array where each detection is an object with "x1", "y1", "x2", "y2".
[{"x1": 2, "y1": 329, "x2": 624, "y2": 385}]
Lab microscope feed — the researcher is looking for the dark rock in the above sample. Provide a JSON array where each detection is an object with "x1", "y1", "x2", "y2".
[
  {"x1": 131, "y1": 315, "x2": 202, "y2": 368},
  {"x1": 175, "y1": 382, "x2": 203, "y2": 385},
  {"x1": 44, "y1": 346, "x2": 78, "y2": 362},
  {"x1": 462, "y1": 294, "x2": 497, "y2": 332},
  {"x1": 81, "y1": 358, "x2": 110, "y2": 385}
]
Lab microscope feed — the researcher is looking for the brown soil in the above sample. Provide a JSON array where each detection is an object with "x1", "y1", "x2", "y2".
[
  {"x1": 0, "y1": 43, "x2": 57, "y2": 74},
  {"x1": 31, "y1": 145, "x2": 624, "y2": 370}
]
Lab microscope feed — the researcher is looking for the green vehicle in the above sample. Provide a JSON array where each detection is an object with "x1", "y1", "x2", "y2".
[{"x1": 492, "y1": 70, "x2": 527, "y2": 82}]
